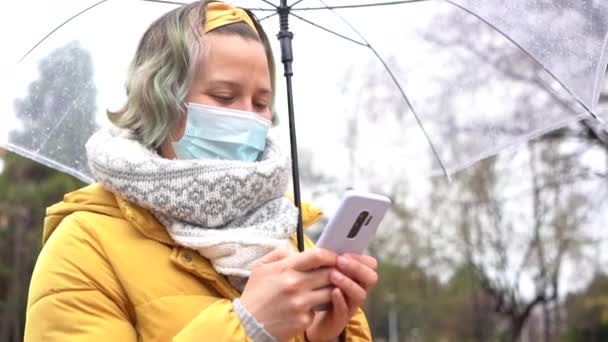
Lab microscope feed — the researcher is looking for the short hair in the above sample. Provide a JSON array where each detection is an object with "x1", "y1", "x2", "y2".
[{"x1": 108, "y1": 1, "x2": 276, "y2": 148}]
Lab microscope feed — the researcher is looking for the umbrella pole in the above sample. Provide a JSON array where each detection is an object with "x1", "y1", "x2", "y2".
[{"x1": 277, "y1": 1, "x2": 304, "y2": 252}]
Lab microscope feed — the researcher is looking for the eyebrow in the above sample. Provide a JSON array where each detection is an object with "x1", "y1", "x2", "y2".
[{"x1": 207, "y1": 80, "x2": 272, "y2": 95}]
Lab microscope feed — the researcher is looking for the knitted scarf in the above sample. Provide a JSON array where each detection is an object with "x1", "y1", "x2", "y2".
[{"x1": 86, "y1": 128, "x2": 298, "y2": 290}]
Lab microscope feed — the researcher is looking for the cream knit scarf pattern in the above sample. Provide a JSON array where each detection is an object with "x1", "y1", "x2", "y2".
[{"x1": 86, "y1": 128, "x2": 298, "y2": 290}]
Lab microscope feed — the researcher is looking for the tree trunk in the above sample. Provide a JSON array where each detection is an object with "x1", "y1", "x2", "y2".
[
  {"x1": 554, "y1": 295, "x2": 561, "y2": 340},
  {"x1": 0, "y1": 211, "x2": 25, "y2": 342},
  {"x1": 12, "y1": 218, "x2": 24, "y2": 342},
  {"x1": 542, "y1": 301, "x2": 550, "y2": 342},
  {"x1": 510, "y1": 315, "x2": 527, "y2": 342}
]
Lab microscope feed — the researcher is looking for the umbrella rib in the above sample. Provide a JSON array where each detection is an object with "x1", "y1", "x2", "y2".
[
  {"x1": 260, "y1": 0, "x2": 279, "y2": 9},
  {"x1": 290, "y1": 0, "x2": 306, "y2": 7},
  {"x1": 315, "y1": 0, "x2": 451, "y2": 179},
  {"x1": 140, "y1": 0, "x2": 187, "y2": 5},
  {"x1": 444, "y1": 0, "x2": 604, "y2": 124},
  {"x1": 19, "y1": 0, "x2": 110, "y2": 63},
  {"x1": 243, "y1": 8, "x2": 279, "y2": 11},
  {"x1": 141, "y1": 0, "x2": 279, "y2": 12},
  {"x1": 290, "y1": 0, "x2": 431, "y2": 11},
  {"x1": 259, "y1": 12, "x2": 279, "y2": 21},
  {"x1": 368, "y1": 48, "x2": 450, "y2": 179},
  {"x1": 4, "y1": 142, "x2": 95, "y2": 183},
  {"x1": 35, "y1": 90, "x2": 86, "y2": 154},
  {"x1": 241, "y1": 7, "x2": 282, "y2": 11},
  {"x1": 289, "y1": 13, "x2": 367, "y2": 47}
]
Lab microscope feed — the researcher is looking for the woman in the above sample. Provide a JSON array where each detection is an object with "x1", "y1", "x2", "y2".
[{"x1": 24, "y1": 1, "x2": 378, "y2": 341}]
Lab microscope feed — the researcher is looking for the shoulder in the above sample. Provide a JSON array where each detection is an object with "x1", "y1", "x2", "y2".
[
  {"x1": 44, "y1": 208, "x2": 139, "y2": 262},
  {"x1": 28, "y1": 212, "x2": 136, "y2": 318}
]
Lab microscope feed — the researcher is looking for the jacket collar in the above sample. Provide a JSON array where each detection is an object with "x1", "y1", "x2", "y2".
[{"x1": 115, "y1": 191, "x2": 323, "y2": 297}]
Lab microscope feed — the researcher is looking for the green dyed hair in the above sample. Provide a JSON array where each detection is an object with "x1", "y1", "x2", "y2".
[{"x1": 108, "y1": 1, "x2": 277, "y2": 148}]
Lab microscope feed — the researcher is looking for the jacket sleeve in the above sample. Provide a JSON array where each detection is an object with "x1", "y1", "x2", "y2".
[
  {"x1": 25, "y1": 214, "x2": 253, "y2": 342},
  {"x1": 343, "y1": 308, "x2": 373, "y2": 341},
  {"x1": 172, "y1": 299, "x2": 252, "y2": 342},
  {"x1": 24, "y1": 215, "x2": 138, "y2": 341}
]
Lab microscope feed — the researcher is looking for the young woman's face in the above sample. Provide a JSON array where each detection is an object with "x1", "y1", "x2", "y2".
[
  {"x1": 186, "y1": 33, "x2": 272, "y2": 120},
  {"x1": 161, "y1": 32, "x2": 271, "y2": 159}
]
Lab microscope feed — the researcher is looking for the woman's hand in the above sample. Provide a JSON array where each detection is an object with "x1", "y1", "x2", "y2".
[
  {"x1": 239, "y1": 248, "x2": 339, "y2": 342},
  {"x1": 305, "y1": 253, "x2": 378, "y2": 342}
]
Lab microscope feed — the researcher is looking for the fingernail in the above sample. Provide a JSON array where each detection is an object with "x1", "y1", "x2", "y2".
[{"x1": 338, "y1": 257, "x2": 349, "y2": 268}]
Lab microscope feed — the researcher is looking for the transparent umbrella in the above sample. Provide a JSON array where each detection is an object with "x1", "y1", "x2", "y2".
[{"x1": 0, "y1": 0, "x2": 606, "y2": 250}]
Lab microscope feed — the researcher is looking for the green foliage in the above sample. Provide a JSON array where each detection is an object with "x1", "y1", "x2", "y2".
[
  {"x1": 0, "y1": 40, "x2": 95, "y2": 341},
  {"x1": 365, "y1": 262, "x2": 437, "y2": 340},
  {"x1": 562, "y1": 273, "x2": 608, "y2": 341},
  {"x1": 0, "y1": 152, "x2": 85, "y2": 339},
  {"x1": 365, "y1": 261, "x2": 501, "y2": 341},
  {"x1": 0, "y1": 152, "x2": 83, "y2": 215}
]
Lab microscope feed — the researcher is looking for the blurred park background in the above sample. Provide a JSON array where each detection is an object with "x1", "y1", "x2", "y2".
[{"x1": 2, "y1": 3, "x2": 608, "y2": 342}]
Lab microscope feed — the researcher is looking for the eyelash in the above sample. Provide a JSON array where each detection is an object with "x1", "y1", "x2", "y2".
[
  {"x1": 213, "y1": 95, "x2": 233, "y2": 103},
  {"x1": 255, "y1": 101, "x2": 269, "y2": 108},
  {"x1": 211, "y1": 95, "x2": 269, "y2": 111}
]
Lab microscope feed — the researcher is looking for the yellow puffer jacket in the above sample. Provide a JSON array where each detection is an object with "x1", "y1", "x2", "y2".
[{"x1": 24, "y1": 184, "x2": 372, "y2": 341}]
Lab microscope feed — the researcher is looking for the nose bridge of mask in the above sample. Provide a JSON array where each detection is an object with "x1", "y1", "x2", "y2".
[{"x1": 188, "y1": 103, "x2": 271, "y2": 126}]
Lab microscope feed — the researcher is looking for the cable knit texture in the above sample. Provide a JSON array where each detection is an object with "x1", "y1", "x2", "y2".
[{"x1": 86, "y1": 128, "x2": 298, "y2": 290}]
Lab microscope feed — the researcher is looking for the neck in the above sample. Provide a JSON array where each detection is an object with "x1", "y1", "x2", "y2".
[{"x1": 159, "y1": 137, "x2": 177, "y2": 160}]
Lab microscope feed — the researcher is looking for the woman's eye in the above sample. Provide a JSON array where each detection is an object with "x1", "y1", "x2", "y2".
[
  {"x1": 212, "y1": 95, "x2": 234, "y2": 103},
  {"x1": 254, "y1": 103, "x2": 269, "y2": 110}
]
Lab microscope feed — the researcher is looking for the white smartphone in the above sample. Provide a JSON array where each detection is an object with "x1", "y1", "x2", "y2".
[
  {"x1": 313, "y1": 190, "x2": 390, "y2": 311},
  {"x1": 316, "y1": 190, "x2": 391, "y2": 254}
]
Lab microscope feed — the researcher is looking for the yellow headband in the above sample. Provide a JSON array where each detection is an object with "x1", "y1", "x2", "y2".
[{"x1": 205, "y1": 2, "x2": 258, "y2": 34}]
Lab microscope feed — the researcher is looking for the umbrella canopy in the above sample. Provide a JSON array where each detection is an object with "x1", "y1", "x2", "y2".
[{"x1": 1, "y1": 0, "x2": 607, "y2": 249}]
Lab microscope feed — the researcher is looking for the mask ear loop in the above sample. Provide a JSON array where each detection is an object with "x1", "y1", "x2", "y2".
[
  {"x1": 169, "y1": 107, "x2": 188, "y2": 155},
  {"x1": 172, "y1": 104, "x2": 190, "y2": 143},
  {"x1": 167, "y1": 132, "x2": 180, "y2": 160}
]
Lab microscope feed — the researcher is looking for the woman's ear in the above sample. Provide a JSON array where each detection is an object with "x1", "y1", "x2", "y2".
[
  {"x1": 158, "y1": 111, "x2": 188, "y2": 159},
  {"x1": 174, "y1": 111, "x2": 189, "y2": 141}
]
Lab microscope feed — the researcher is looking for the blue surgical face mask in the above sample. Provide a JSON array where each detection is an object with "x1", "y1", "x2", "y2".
[{"x1": 172, "y1": 103, "x2": 271, "y2": 162}]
